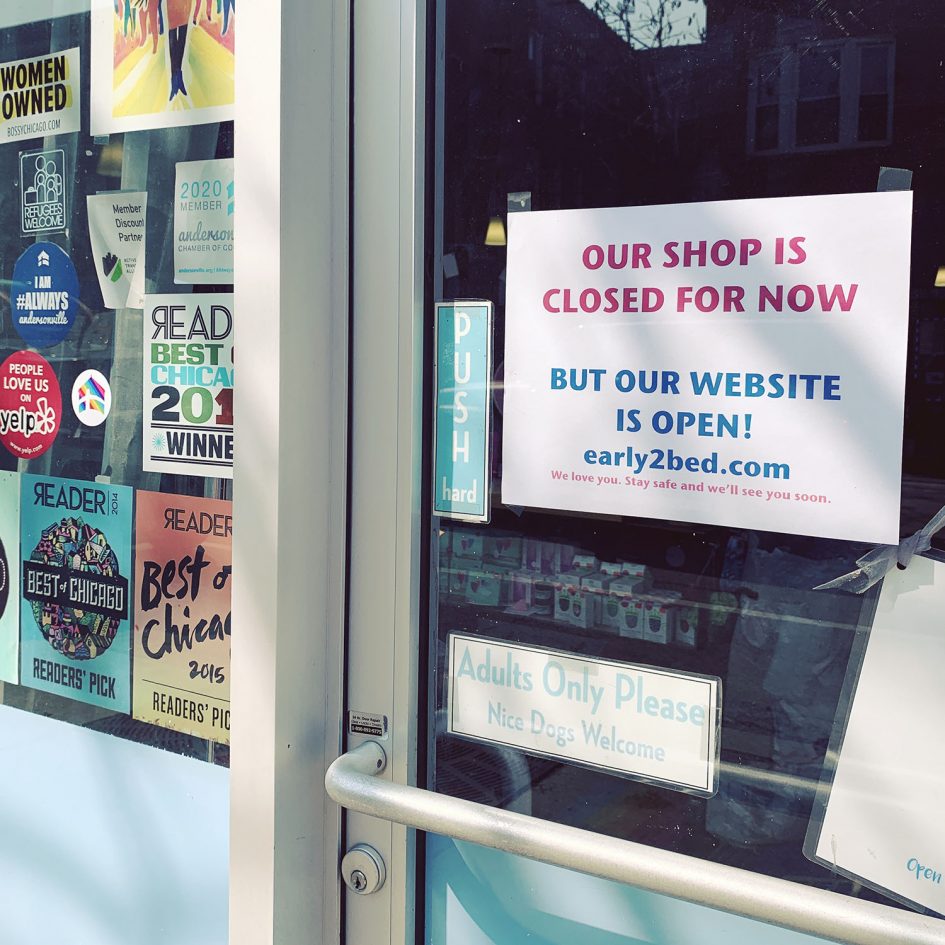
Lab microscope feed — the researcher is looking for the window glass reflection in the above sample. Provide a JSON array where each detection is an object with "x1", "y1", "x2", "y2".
[{"x1": 431, "y1": 0, "x2": 944, "y2": 907}]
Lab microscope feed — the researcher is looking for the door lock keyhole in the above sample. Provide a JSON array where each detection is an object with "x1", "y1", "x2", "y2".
[{"x1": 341, "y1": 844, "x2": 386, "y2": 895}]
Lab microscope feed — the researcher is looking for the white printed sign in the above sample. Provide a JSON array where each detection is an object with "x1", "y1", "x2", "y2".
[
  {"x1": 87, "y1": 192, "x2": 147, "y2": 309},
  {"x1": 0, "y1": 48, "x2": 81, "y2": 143},
  {"x1": 502, "y1": 193, "x2": 912, "y2": 544},
  {"x1": 448, "y1": 635, "x2": 719, "y2": 794},
  {"x1": 174, "y1": 159, "x2": 234, "y2": 285},
  {"x1": 809, "y1": 556, "x2": 945, "y2": 915}
]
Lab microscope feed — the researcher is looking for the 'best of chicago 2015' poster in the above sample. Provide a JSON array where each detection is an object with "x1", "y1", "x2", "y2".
[{"x1": 134, "y1": 490, "x2": 232, "y2": 742}]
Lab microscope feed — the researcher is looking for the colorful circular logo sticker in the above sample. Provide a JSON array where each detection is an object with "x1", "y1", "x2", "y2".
[
  {"x1": 0, "y1": 351, "x2": 62, "y2": 459},
  {"x1": 27, "y1": 518, "x2": 124, "y2": 660},
  {"x1": 10, "y1": 241, "x2": 80, "y2": 348},
  {"x1": 72, "y1": 369, "x2": 112, "y2": 427}
]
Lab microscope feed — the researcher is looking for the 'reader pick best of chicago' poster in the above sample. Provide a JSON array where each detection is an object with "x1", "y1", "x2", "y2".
[
  {"x1": 134, "y1": 490, "x2": 232, "y2": 743},
  {"x1": 90, "y1": 0, "x2": 235, "y2": 136},
  {"x1": 0, "y1": 471, "x2": 21, "y2": 684},
  {"x1": 19, "y1": 474, "x2": 133, "y2": 712}
]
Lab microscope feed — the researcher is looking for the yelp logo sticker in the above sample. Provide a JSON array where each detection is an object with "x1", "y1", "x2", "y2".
[{"x1": 0, "y1": 350, "x2": 62, "y2": 459}]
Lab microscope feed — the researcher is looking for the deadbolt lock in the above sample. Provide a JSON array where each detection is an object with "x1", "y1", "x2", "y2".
[{"x1": 341, "y1": 843, "x2": 386, "y2": 895}]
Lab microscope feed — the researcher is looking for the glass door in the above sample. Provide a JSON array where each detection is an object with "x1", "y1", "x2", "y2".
[{"x1": 338, "y1": 1, "x2": 945, "y2": 944}]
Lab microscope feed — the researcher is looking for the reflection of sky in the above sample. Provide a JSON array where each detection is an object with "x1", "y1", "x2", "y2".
[{"x1": 584, "y1": 0, "x2": 707, "y2": 50}]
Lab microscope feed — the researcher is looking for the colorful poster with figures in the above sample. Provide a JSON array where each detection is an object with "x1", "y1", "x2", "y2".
[
  {"x1": 143, "y1": 293, "x2": 234, "y2": 478},
  {"x1": 87, "y1": 192, "x2": 147, "y2": 309},
  {"x1": 19, "y1": 475, "x2": 133, "y2": 712},
  {"x1": 1, "y1": 48, "x2": 81, "y2": 144},
  {"x1": 0, "y1": 472, "x2": 20, "y2": 684},
  {"x1": 133, "y1": 491, "x2": 231, "y2": 742},
  {"x1": 90, "y1": 0, "x2": 235, "y2": 135},
  {"x1": 501, "y1": 193, "x2": 913, "y2": 544},
  {"x1": 174, "y1": 159, "x2": 234, "y2": 284}
]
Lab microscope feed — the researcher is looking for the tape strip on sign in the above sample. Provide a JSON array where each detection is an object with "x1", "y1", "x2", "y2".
[{"x1": 447, "y1": 634, "x2": 721, "y2": 795}]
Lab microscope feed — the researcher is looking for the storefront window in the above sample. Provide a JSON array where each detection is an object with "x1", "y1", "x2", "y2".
[{"x1": 0, "y1": 2, "x2": 235, "y2": 766}]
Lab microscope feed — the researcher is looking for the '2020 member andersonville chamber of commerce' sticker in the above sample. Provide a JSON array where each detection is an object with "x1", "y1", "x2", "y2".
[
  {"x1": 0, "y1": 350, "x2": 62, "y2": 460},
  {"x1": 10, "y1": 241, "x2": 80, "y2": 348}
]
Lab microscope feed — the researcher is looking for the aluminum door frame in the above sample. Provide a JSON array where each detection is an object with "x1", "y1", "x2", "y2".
[{"x1": 344, "y1": 0, "x2": 429, "y2": 943}]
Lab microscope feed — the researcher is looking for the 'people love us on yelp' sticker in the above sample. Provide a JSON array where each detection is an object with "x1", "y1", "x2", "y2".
[{"x1": 0, "y1": 351, "x2": 62, "y2": 459}]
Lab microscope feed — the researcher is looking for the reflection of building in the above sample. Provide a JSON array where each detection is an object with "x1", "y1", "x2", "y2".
[{"x1": 444, "y1": 0, "x2": 945, "y2": 477}]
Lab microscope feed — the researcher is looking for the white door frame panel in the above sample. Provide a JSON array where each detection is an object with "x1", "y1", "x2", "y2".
[{"x1": 230, "y1": 2, "x2": 351, "y2": 943}]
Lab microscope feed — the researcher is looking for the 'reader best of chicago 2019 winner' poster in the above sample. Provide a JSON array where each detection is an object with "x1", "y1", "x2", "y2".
[
  {"x1": 134, "y1": 490, "x2": 232, "y2": 742},
  {"x1": 143, "y1": 293, "x2": 234, "y2": 478},
  {"x1": 19, "y1": 474, "x2": 133, "y2": 712}
]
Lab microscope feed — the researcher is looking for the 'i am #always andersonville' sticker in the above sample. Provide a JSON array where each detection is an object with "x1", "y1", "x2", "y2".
[
  {"x1": 19, "y1": 475, "x2": 133, "y2": 712},
  {"x1": 0, "y1": 472, "x2": 20, "y2": 684},
  {"x1": 11, "y1": 242, "x2": 80, "y2": 348},
  {"x1": 448, "y1": 634, "x2": 721, "y2": 795},
  {"x1": 1, "y1": 48, "x2": 81, "y2": 143},
  {"x1": 134, "y1": 491, "x2": 232, "y2": 743},
  {"x1": 144, "y1": 294, "x2": 234, "y2": 478}
]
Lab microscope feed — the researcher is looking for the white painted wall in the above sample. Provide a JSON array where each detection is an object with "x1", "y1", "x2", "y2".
[{"x1": 0, "y1": 704, "x2": 228, "y2": 945}]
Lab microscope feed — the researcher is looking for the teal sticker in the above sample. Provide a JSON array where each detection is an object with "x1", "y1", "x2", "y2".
[{"x1": 433, "y1": 301, "x2": 492, "y2": 522}]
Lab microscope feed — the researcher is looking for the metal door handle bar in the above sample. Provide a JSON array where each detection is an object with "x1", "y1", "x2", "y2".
[{"x1": 326, "y1": 741, "x2": 945, "y2": 945}]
